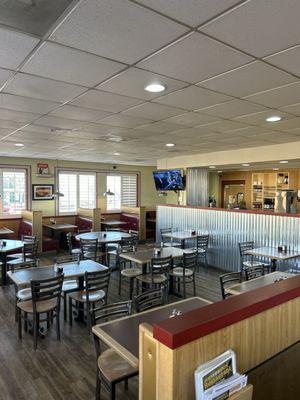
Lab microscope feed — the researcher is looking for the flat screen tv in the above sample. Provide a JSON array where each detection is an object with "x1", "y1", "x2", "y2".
[{"x1": 153, "y1": 169, "x2": 185, "y2": 191}]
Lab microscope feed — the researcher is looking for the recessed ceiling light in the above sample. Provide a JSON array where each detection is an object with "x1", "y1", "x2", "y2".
[
  {"x1": 165, "y1": 143, "x2": 175, "y2": 147},
  {"x1": 266, "y1": 115, "x2": 282, "y2": 122},
  {"x1": 209, "y1": 166, "x2": 216, "y2": 169},
  {"x1": 217, "y1": 170, "x2": 223, "y2": 173},
  {"x1": 279, "y1": 160, "x2": 288, "y2": 164},
  {"x1": 242, "y1": 163, "x2": 250, "y2": 167},
  {"x1": 144, "y1": 83, "x2": 166, "y2": 93},
  {"x1": 14, "y1": 143, "x2": 24, "y2": 147},
  {"x1": 113, "y1": 152, "x2": 120, "y2": 156},
  {"x1": 273, "y1": 167, "x2": 279, "y2": 170}
]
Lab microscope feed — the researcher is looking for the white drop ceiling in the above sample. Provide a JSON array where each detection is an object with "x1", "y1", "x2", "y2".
[{"x1": 0, "y1": 0, "x2": 300, "y2": 165}]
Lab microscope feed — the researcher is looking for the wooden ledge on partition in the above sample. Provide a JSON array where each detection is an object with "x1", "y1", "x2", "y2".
[{"x1": 153, "y1": 275, "x2": 300, "y2": 349}]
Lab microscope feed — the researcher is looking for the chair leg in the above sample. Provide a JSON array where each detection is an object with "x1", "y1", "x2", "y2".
[
  {"x1": 63, "y1": 293, "x2": 67, "y2": 321},
  {"x1": 129, "y1": 278, "x2": 134, "y2": 300},
  {"x1": 118, "y1": 270, "x2": 122, "y2": 295},
  {"x1": 110, "y1": 383, "x2": 116, "y2": 400},
  {"x1": 193, "y1": 274, "x2": 196, "y2": 296},
  {"x1": 96, "y1": 371, "x2": 101, "y2": 400},
  {"x1": 56, "y1": 309, "x2": 61, "y2": 341},
  {"x1": 15, "y1": 298, "x2": 18, "y2": 322},
  {"x1": 47, "y1": 312, "x2": 50, "y2": 329},
  {"x1": 124, "y1": 379, "x2": 129, "y2": 391},
  {"x1": 24, "y1": 312, "x2": 28, "y2": 332},
  {"x1": 17, "y1": 308, "x2": 22, "y2": 339},
  {"x1": 33, "y1": 314, "x2": 38, "y2": 350},
  {"x1": 69, "y1": 297, "x2": 73, "y2": 326},
  {"x1": 183, "y1": 278, "x2": 186, "y2": 299}
]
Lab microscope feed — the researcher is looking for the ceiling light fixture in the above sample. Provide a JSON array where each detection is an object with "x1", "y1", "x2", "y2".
[
  {"x1": 266, "y1": 116, "x2": 282, "y2": 122},
  {"x1": 103, "y1": 188, "x2": 115, "y2": 197},
  {"x1": 144, "y1": 83, "x2": 166, "y2": 93},
  {"x1": 113, "y1": 152, "x2": 120, "y2": 156},
  {"x1": 217, "y1": 170, "x2": 223, "y2": 173},
  {"x1": 279, "y1": 160, "x2": 288, "y2": 164},
  {"x1": 273, "y1": 167, "x2": 279, "y2": 171},
  {"x1": 242, "y1": 163, "x2": 250, "y2": 167},
  {"x1": 165, "y1": 143, "x2": 175, "y2": 147},
  {"x1": 14, "y1": 143, "x2": 24, "y2": 147},
  {"x1": 209, "y1": 166, "x2": 216, "y2": 169}
]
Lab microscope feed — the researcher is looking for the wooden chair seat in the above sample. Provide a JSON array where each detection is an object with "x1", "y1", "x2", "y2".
[
  {"x1": 71, "y1": 248, "x2": 81, "y2": 256},
  {"x1": 243, "y1": 260, "x2": 264, "y2": 268},
  {"x1": 136, "y1": 274, "x2": 167, "y2": 284},
  {"x1": 7, "y1": 252, "x2": 23, "y2": 260},
  {"x1": 17, "y1": 298, "x2": 57, "y2": 314},
  {"x1": 163, "y1": 242, "x2": 180, "y2": 248},
  {"x1": 62, "y1": 280, "x2": 78, "y2": 292},
  {"x1": 121, "y1": 268, "x2": 141, "y2": 278},
  {"x1": 7, "y1": 257, "x2": 34, "y2": 266},
  {"x1": 169, "y1": 267, "x2": 194, "y2": 277},
  {"x1": 83, "y1": 251, "x2": 105, "y2": 259},
  {"x1": 17, "y1": 288, "x2": 32, "y2": 301},
  {"x1": 98, "y1": 348, "x2": 138, "y2": 383},
  {"x1": 69, "y1": 289, "x2": 106, "y2": 303}
]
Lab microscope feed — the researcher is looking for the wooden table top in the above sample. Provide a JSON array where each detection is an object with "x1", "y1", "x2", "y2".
[
  {"x1": 92, "y1": 297, "x2": 211, "y2": 367},
  {"x1": 0, "y1": 227, "x2": 14, "y2": 236},
  {"x1": 7, "y1": 260, "x2": 107, "y2": 286},
  {"x1": 43, "y1": 223, "x2": 78, "y2": 230},
  {"x1": 162, "y1": 231, "x2": 205, "y2": 240},
  {"x1": 75, "y1": 231, "x2": 131, "y2": 243},
  {"x1": 101, "y1": 220, "x2": 127, "y2": 226},
  {"x1": 246, "y1": 246, "x2": 300, "y2": 260},
  {"x1": 0, "y1": 239, "x2": 23, "y2": 253},
  {"x1": 119, "y1": 246, "x2": 191, "y2": 264},
  {"x1": 227, "y1": 271, "x2": 295, "y2": 295}
]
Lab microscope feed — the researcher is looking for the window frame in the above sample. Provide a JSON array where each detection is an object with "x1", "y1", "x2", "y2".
[{"x1": 106, "y1": 173, "x2": 138, "y2": 211}]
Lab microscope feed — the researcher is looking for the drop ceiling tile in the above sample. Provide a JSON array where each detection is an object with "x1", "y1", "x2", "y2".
[
  {"x1": 135, "y1": 0, "x2": 242, "y2": 27},
  {"x1": 0, "y1": 108, "x2": 40, "y2": 123},
  {"x1": 22, "y1": 124, "x2": 61, "y2": 134},
  {"x1": 201, "y1": 0, "x2": 300, "y2": 57},
  {"x1": 138, "y1": 32, "x2": 252, "y2": 83},
  {"x1": 234, "y1": 110, "x2": 295, "y2": 126},
  {"x1": 97, "y1": 114, "x2": 152, "y2": 128},
  {"x1": 245, "y1": 82, "x2": 300, "y2": 108},
  {"x1": 198, "y1": 61, "x2": 296, "y2": 97},
  {"x1": 154, "y1": 85, "x2": 233, "y2": 111},
  {"x1": 0, "y1": 93, "x2": 60, "y2": 114},
  {"x1": 50, "y1": 0, "x2": 187, "y2": 64},
  {"x1": 164, "y1": 112, "x2": 221, "y2": 127},
  {"x1": 98, "y1": 67, "x2": 187, "y2": 100},
  {"x1": 0, "y1": 68, "x2": 14, "y2": 87},
  {"x1": 22, "y1": 42, "x2": 126, "y2": 87},
  {"x1": 122, "y1": 102, "x2": 184, "y2": 120},
  {"x1": 49, "y1": 105, "x2": 111, "y2": 122},
  {"x1": 204, "y1": 120, "x2": 250, "y2": 133},
  {"x1": 265, "y1": 45, "x2": 300, "y2": 77},
  {"x1": 262, "y1": 117, "x2": 300, "y2": 132},
  {"x1": 0, "y1": 128, "x2": 13, "y2": 138},
  {"x1": 5, "y1": 73, "x2": 86, "y2": 103},
  {"x1": 0, "y1": 119, "x2": 26, "y2": 129},
  {"x1": 34, "y1": 116, "x2": 87, "y2": 130},
  {"x1": 0, "y1": 27, "x2": 39, "y2": 69},
  {"x1": 200, "y1": 100, "x2": 267, "y2": 119},
  {"x1": 71, "y1": 90, "x2": 143, "y2": 113},
  {"x1": 80, "y1": 123, "x2": 115, "y2": 135},
  {"x1": 279, "y1": 103, "x2": 300, "y2": 116},
  {"x1": 137, "y1": 121, "x2": 182, "y2": 134}
]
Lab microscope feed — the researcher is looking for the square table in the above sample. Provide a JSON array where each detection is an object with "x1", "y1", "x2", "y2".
[
  {"x1": 226, "y1": 271, "x2": 295, "y2": 296},
  {"x1": 161, "y1": 231, "x2": 206, "y2": 248},
  {"x1": 43, "y1": 223, "x2": 78, "y2": 238},
  {"x1": 92, "y1": 296, "x2": 211, "y2": 367},
  {"x1": 246, "y1": 247, "x2": 300, "y2": 272},
  {"x1": 0, "y1": 227, "x2": 14, "y2": 237},
  {"x1": 0, "y1": 239, "x2": 24, "y2": 285},
  {"x1": 101, "y1": 220, "x2": 127, "y2": 229}
]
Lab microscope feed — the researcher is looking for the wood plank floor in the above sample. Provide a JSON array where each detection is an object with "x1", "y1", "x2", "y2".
[{"x1": 0, "y1": 253, "x2": 223, "y2": 400}]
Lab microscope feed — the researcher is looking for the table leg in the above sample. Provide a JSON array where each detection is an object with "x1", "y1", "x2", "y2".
[
  {"x1": 271, "y1": 258, "x2": 277, "y2": 272},
  {"x1": 75, "y1": 276, "x2": 85, "y2": 323},
  {"x1": 181, "y1": 239, "x2": 185, "y2": 249},
  {"x1": 1, "y1": 253, "x2": 7, "y2": 286}
]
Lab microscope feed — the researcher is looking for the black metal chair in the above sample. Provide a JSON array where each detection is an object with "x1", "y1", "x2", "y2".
[
  {"x1": 7, "y1": 240, "x2": 39, "y2": 272},
  {"x1": 219, "y1": 272, "x2": 241, "y2": 299},
  {"x1": 196, "y1": 235, "x2": 209, "y2": 264},
  {"x1": 69, "y1": 268, "x2": 111, "y2": 328},
  {"x1": 245, "y1": 265, "x2": 266, "y2": 281},
  {"x1": 133, "y1": 288, "x2": 165, "y2": 313},
  {"x1": 7, "y1": 234, "x2": 37, "y2": 260},
  {"x1": 169, "y1": 250, "x2": 197, "y2": 298},
  {"x1": 66, "y1": 232, "x2": 81, "y2": 257},
  {"x1": 160, "y1": 228, "x2": 180, "y2": 247},
  {"x1": 238, "y1": 241, "x2": 267, "y2": 273},
  {"x1": 136, "y1": 256, "x2": 173, "y2": 301},
  {"x1": 80, "y1": 238, "x2": 104, "y2": 262},
  {"x1": 17, "y1": 274, "x2": 64, "y2": 349},
  {"x1": 90, "y1": 301, "x2": 138, "y2": 400}
]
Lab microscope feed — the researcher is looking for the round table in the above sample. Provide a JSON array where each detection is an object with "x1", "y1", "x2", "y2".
[{"x1": 75, "y1": 231, "x2": 132, "y2": 243}]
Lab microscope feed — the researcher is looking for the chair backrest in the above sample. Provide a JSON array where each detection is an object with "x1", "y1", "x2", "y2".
[
  {"x1": 197, "y1": 235, "x2": 209, "y2": 250},
  {"x1": 84, "y1": 268, "x2": 111, "y2": 301},
  {"x1": 133, "y1": 288, "x2": 165, "y2": 313},
  {"x1": 183, "y1": 250, "x2": 198, "y2": 271},
  {"x1": 91, "y1": 300, "x2": 132, "y2": 357},
  {"x1": 238, "y1": 241, "x2": 254, "y2": 257},
  {"x1": 105, "y1": 227, "x2": 121, "y2": 232},
  {"x1": 21, "y1": 234, "x2": 37, "y2": 243},
  {"x1": 54, "y1": 254, "x2": 80, "y2": 265},
  {"x1": 22, "y1": 240, "x2": 39, "y2": 261},
  {"x1": 151, "y1": 255, "x2": 173, "y2": 276},
  {"x1": 219, "y1": 272, "x2": 241, "y2": 299},
  {"x1": 31, "y1": 274, "x2": 64, "y2": 312},
  {"x1": 129, "y1": 229, "x2": 139, "y2": 238},
  {"x1": 119, "y1": 236, "x2": 137, "y2": 253},
  {"x1": 245, "y1": 265, "x2": 264, "y2": 281},
  {"x1": 66, "y1": 232, "x2": 73, "y2": 253},
  {"x1": 80, "y1": 238, "x2": 98, "y2": 259}
]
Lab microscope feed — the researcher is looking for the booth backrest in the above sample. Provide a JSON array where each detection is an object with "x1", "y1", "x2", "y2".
[
  {"x1": 75, "y1": 215, "x2": 92, "y2": 233},
  {"x1": 18, "y1": 219, "x2": 33, "y2": 238},
  {"x1": 120, "y1": 213, "x2": 139, "y2": 231}
]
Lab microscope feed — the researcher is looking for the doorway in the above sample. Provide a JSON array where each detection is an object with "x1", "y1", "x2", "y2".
[{"x1": 221, "y1": 180, "x2": 246, "y2": 209}]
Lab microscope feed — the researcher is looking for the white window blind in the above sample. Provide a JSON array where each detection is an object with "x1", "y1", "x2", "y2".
[
  {"x1": 106, "y1": 174, "x2": 137, "y2": 211},
  {"x1": 1, "y1": 169, "x2": 27, "y2": 215},
  {"x1": 58, "y1": 171, "x2": 96, "y2": 214}
]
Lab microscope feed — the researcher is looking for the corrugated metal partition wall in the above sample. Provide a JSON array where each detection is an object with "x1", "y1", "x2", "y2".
[
  {"x1": 156, "y1": 206, "x2": 300, "y2": 272},
  {"x1": 186, "y1": 168, "x2": 209, "y2": 206}
]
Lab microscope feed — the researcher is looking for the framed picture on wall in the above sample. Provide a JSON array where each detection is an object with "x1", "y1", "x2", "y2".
[
  {"x1": 32, "y1": 184, "x2": 54, "y2": 200},
  {"x1": 237, "y1": 192, "x2": 244, "y2": 204}
]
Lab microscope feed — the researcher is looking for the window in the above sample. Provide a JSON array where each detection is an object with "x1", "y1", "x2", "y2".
[
  {"x1": 58, "y1": 171, "x2": 96, "y2": 214},
  {"x1": 0, "y1": 168, "x2": 27, "y2": 216},
  {"x1": 106, "y1": 174, "x2": 137, "y2": 211}
]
